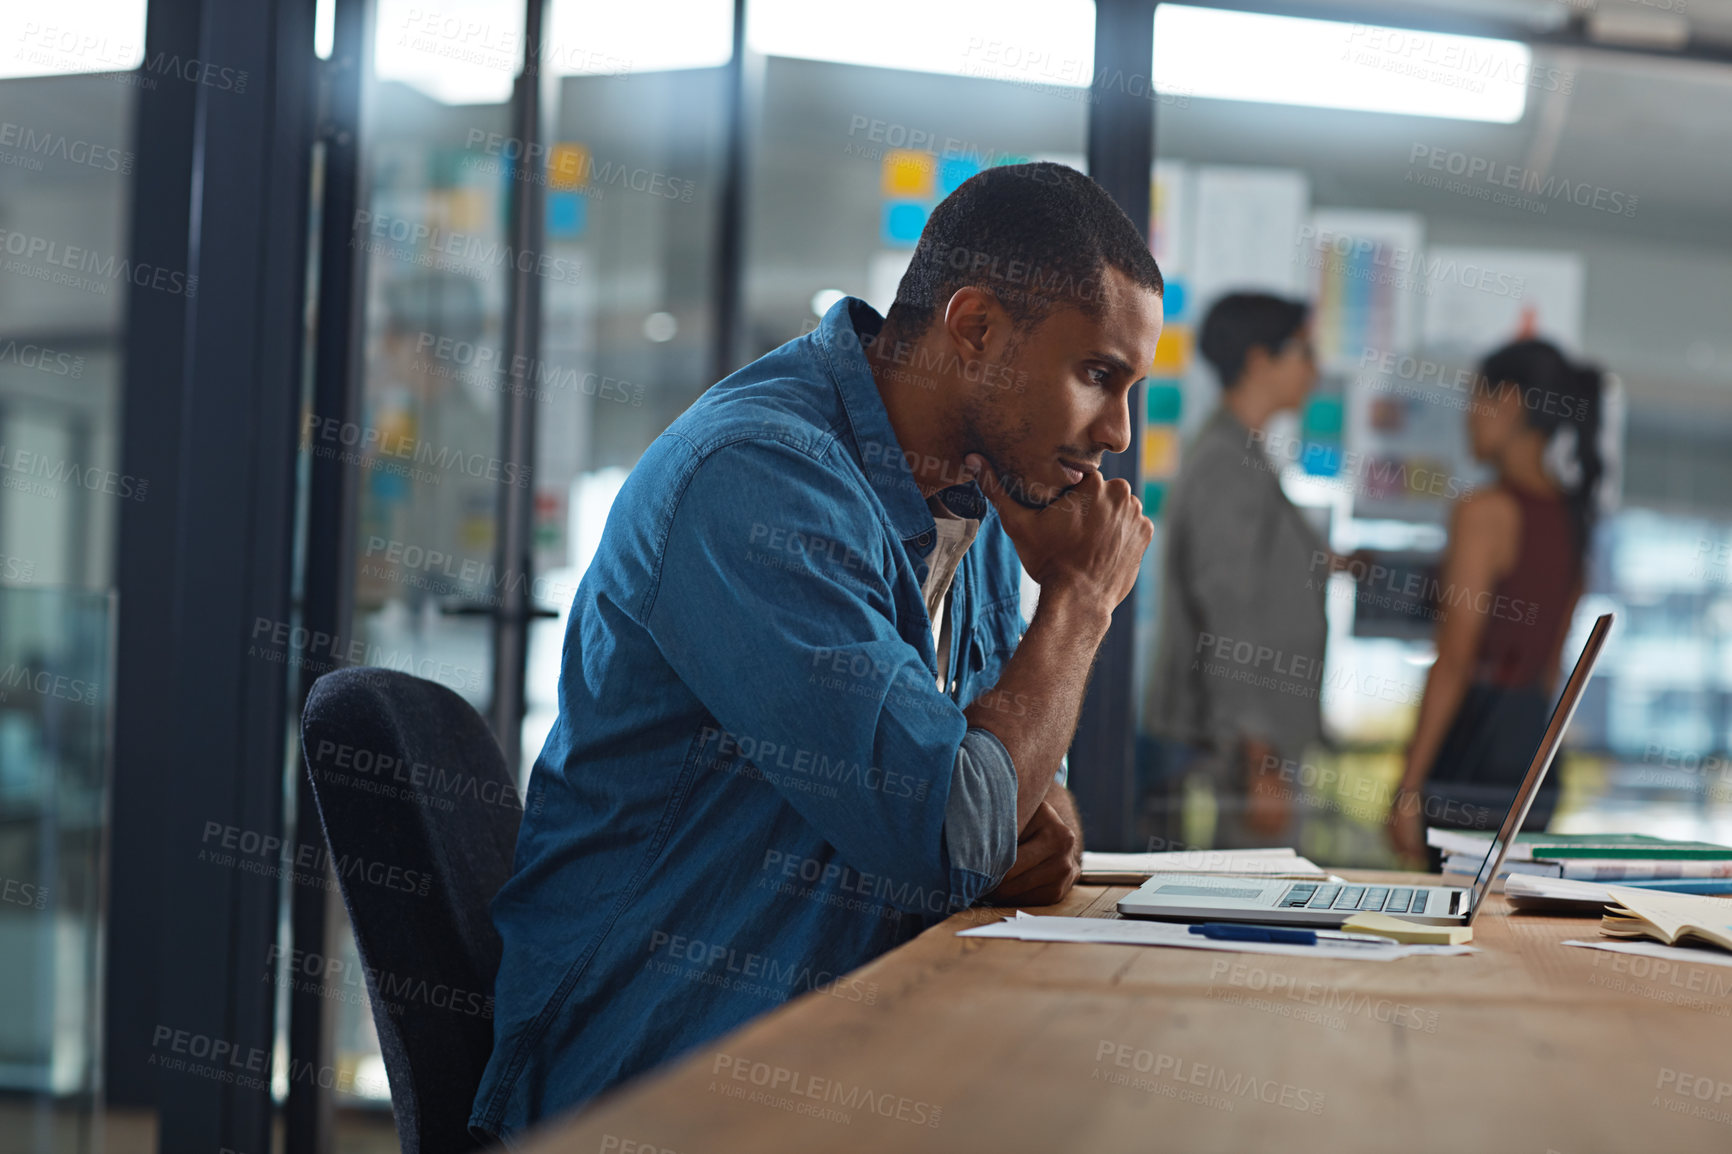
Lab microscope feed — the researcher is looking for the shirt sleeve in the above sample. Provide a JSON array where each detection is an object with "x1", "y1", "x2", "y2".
[
  {"x1": 941, "y1": 728, "x2": 1019, "y2": 883},
  {"x1": 645, "y1": 436, "x2": 1003, "y2": 913}
]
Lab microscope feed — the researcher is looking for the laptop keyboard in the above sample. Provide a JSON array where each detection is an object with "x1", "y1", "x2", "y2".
[{"x1": 1278, "y1": 884, "x2": 1428, "y2": 915}]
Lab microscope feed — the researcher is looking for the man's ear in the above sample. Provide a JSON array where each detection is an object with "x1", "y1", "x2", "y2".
[{"x1": 941, "y1": 286, "x2": 996, "y2": 360}]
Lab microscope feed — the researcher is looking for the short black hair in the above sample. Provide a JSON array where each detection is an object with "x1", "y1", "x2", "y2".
[
  {"x1": 884, "y1": 162, "x2": 1163, "y2": 338},
  {"x1": 1198, "y1": 292, "x2": 1309, "y2": 389}
]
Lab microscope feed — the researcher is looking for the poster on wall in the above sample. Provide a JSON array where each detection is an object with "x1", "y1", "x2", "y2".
[
  {"x1": 1150, "y1": 160, "x2": 1191, "y2": 279},
  {"x1": 1189, "y1": 166, "x2": 1310, "y2": 306},
  {"x1": 1184, "y1": 166, "x2": 1311, "y2": 438},
  {"x1": 1301, "y1": 209, "x2": 1425, "y2": 372},
  {"x1": 1420, "y1": 247, "x2": 1584, "y2": 355}
]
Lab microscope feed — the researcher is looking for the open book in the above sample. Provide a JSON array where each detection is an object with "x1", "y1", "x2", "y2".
[{"x1": 1601, "y1": 886, "x2": 1732, "y2": 954}]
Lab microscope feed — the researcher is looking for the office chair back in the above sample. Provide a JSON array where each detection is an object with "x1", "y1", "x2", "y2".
[{"x1": 301, "y1": 667, "x2": 523, "y2": 1154}]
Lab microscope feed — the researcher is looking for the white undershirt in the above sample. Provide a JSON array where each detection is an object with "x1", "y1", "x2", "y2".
[{"x1": 922, "y1": 495, "x2": 980, "y2": 693}]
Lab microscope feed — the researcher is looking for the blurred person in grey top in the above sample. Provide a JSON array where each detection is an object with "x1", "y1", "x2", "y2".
[{"x1": 1148, "y1": 292, "x2": 1352, "y2": 847}]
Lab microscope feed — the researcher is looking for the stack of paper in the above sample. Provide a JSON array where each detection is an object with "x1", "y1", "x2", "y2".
[
  {"x1": 1504, "y1": 874, "x2": 1620, "y2": 913},
  {"x1": 1081, "y1": 847, "x2": 1325, "y2": 883},
  {"x1": 958, "y1": 912, "x2": 1473, "y2": 961}
]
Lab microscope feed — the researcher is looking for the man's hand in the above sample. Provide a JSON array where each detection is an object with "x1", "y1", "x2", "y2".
[
  {"x1": 967, "y1": 454, "x2": 1150, "y2": 610},
  {"x1": 962, "y1": 455, "x2": 1149, "y2": 831},
  {"x1": 984, "y1": 800, "x2": 1081, "y2": 907}
]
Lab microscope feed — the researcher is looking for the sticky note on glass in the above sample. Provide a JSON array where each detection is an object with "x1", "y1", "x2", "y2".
[
  {"x1": 881, "y1": 150, "x2": 935, "y2": 198},
  {"x1": 1151, "y1": 325, "x2": 1192, "y2": 375},
  {"x1": 1142, "y1": 426, "x2": 1180, "y2": 479},
  {"x1": 548, "y1": 143, "x2": 587, "y2": 190},
  {"x1": 1341, "y1": 912, "x2": 1473, "y2": 945},
  {"x1": 1145, "y1": 381, "x2": 1182, "y2": 426}
]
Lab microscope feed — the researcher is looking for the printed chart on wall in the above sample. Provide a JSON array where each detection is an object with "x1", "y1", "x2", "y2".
[
  {"x1": 1421, "y1": 247, "x2": 1585, "y2": 354},
  {"x1": 1302, "y1": 209, "x2": 1424, "y2": 373},
  {"x1": 1348, "y1": 248, "x2": 1584, "y2": 524}
]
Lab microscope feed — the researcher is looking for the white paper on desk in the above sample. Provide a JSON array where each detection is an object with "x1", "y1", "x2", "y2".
[
  {"x1": 1562, "y1": 939, "x2": 1732, "y2": 970},
  {"x1": 1080, "y1": 849, "x2": 1326, "y2": 879},
  {"x1": 960, "y1": 914, "x2": 1475, "y2": 961}
]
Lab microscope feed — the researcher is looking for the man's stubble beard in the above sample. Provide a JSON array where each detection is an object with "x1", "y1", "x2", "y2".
[{"x1": 957, "y1": 403, "x2": 1053, "y2": 510}]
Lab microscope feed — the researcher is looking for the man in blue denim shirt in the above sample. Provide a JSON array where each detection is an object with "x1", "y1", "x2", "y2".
[{"x1": 472, "y1": 163, "x2": 1163, "y2": 1143}]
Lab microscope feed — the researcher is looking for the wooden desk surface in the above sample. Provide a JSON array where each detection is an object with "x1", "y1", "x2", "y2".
[{"x1": 520, "y1": 873, "x2": 1732, "y2": 1153}]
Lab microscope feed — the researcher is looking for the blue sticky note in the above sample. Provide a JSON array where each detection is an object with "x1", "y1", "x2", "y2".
[
  {"x1": 882, "y1": 200, "x2": 929, "y2": 246},
  {"x1": 1301, "y1": 440, "x2": 1344, "y2": 477},
  {"x1": 939, "y1": 156, "x2": 981, "y2": 196},
  {"x1": 547, "y1": 191, "x2": 585, "y2": 239},
  {"x1": 1163, "y1": 278, "x2": 1187, "y2": 321}
]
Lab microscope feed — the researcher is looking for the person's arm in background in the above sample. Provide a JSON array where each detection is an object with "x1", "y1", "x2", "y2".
[{"x1": 1387, "y1": 490, "x2": 1516, "y2": 859}]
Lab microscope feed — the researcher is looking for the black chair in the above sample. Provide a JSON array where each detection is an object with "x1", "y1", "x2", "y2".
[{"x1": 301, "y1": 667, "x2": 524, "y2": 1154}]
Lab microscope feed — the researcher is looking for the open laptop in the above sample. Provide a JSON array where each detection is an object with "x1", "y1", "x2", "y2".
[{"x1": 1118, "y1": 612, "x2": 1614, "y2": 927}]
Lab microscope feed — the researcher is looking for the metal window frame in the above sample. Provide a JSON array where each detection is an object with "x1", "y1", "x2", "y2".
[
  {"x1": 1068, "y1": 0, "x2": 1160, "y2": 851},
  {"x1": 108, "y1": 6, "x2": 320, "y2": 1154},
  {"x1": 285, "y1": 1, "x2": 375, "y2": 1149}
]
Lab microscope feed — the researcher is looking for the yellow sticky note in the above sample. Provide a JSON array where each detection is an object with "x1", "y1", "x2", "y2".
[
  {"x1": 1151, "y1": 325, "x2": 1192, "y2": 375},
  {"x1": 439, "y1": 187, "x2": 488, "y2": 233},
  {"x1": 1340, "y1": 912, "x2": 1473, "y2": 945},
  {"x1": 1142, "y1": 426, "x2": 1180, "y2": 479},
  {"x1": 549, "y1": 143, "x2": 587, "y2": 190},
  {"x1": 882, "y1": 149, "x2": 935, "y2": 198}
]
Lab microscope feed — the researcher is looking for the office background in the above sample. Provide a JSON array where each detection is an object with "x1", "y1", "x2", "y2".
[{"x1": 1, "y1": 0, "x2": 1730, "y2": 1150}]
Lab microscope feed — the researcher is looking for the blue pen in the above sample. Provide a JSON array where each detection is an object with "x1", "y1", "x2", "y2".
[
  {"x1": 1188, "y1": 923, "x2": 1391, "y2": 946},
  {"x1": 1190, "y1": 922, "x2": 1317, "y2": 945}
]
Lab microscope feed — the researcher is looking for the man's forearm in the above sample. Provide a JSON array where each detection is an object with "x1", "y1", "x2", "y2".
[{"x1": 963, "y1": 585, "x2": 1113, "y2": 831}]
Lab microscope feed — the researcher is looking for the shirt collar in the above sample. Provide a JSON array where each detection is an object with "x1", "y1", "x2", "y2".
[{"x1": 817, "y1": 296, "x2": 986, "y2": 552}]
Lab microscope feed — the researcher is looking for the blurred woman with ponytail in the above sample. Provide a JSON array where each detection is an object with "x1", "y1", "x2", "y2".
[{"x1": 1387, "y1": 339, "x2": 1605, "y2": 860}]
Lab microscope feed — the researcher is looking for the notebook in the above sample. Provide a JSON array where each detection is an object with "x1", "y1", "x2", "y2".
[
  {"x1": 1601, "y1": 887, "x2": 1732, "y2": 954},
  {"x1": 1446, "y1": 855, "x2": 1732, "y2": 882},
  {"x1": 1428, "y1": 829, "x2": 1732, "y2": 861}
]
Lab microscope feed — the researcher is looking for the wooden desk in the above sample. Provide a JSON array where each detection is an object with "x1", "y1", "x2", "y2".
[{"x1": 520, "y1": 874, "x2": 1732, "y2": 1153}]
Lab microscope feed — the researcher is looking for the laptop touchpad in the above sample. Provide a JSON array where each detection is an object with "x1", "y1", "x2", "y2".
[{"x1": 1151, "y1": 883, "x2": 1268, "y2": 899}]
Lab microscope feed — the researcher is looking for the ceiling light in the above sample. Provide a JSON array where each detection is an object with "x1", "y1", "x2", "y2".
[{"x1": 1153, "y1": 5, "x2": 1530, "y2": 123}]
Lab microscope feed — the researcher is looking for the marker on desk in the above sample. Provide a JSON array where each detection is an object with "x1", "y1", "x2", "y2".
[{"x1": 1188, "y1": 923, "x2": 1392, "y2": 947}]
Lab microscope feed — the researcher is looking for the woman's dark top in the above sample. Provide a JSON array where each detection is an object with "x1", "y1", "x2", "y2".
[
  {"x1": 1424, "y1": 486, "x2": 1582, "y2": 832},
  {"x1": 1474, "y1": 488, "x2": 1579, "y2": 687}
]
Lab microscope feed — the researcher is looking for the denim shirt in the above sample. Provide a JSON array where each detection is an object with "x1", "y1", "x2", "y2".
[{"x1": 470, "y1": 297, "x2": 1029, "y2": 1142}]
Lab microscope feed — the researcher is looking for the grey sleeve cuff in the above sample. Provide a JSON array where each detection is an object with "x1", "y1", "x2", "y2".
[{"x1": 942, "y1": 727, "x2": 1020, "y2": 884}]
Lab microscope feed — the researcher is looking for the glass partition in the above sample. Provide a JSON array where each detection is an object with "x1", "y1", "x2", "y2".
[
  {"x1": 1132, "y1": 7, "x2": 1732, "y2": 864},
  {"x1": 0, "y1": 0, "x2": 146, "y2": 1142},
  {"x1": 0, "y1": 588, "x2": 113, "y2": 1142}
]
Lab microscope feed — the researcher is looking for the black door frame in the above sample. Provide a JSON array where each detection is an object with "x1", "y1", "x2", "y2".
[{"x1": 109, "y1": 5, "x2": 319, "y2": 1154}]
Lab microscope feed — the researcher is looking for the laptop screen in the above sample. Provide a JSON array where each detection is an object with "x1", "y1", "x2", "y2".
[{"x1": 1464, "y1": 613, "x2": 1614, "y2": 922}]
